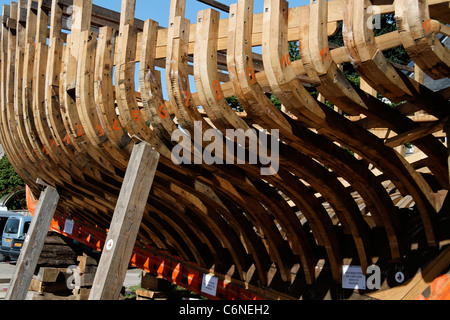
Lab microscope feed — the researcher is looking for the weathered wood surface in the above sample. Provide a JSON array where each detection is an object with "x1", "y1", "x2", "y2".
[
  {"x1": 89, "y1": 142, "x2": 159, "y2": 300},
  {"x1": 0, "y1": 0, "x2": 448, "y2": 300},
  {"x1": 6, "y1": 186, "x2": 60, "y2": 300}
]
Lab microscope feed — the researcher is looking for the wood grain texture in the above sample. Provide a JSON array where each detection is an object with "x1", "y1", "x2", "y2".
[
  {"x1": 89, "y1": 142, "x2": 160, "y2": 300},
  {"x1": 6, "y1": 187, "x2": 59, "y2": 300}
]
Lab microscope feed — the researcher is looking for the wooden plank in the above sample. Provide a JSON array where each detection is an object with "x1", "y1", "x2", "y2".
[
  {"x1": 33, "y1": 267, "x2": 63, "y2": 283},
  {"x1": 29, "y1": 278, "x2": 69, "y2": 293},
  {"x1": 89, "y1": 142, "x2": 160, "y2": 300},
  {"x1": 6, "y1": 186, "x2": 60, "y2": 300},
  {"x1": 385, "y1": 117, "x2": 449, "y2": 148},
  {"x1": 77, "y1": 254, "x2": 98, "y2": 274},
  {"x1": 141, "y1": 271, "x2": 172, "y2": 291},
  {"x1": 136, "y1": 289, "x2": 169, "y2": 300}
]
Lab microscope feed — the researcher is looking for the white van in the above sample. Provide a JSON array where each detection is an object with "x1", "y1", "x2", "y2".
[
  {"x1": 0, "y1": 211, "x2": 18, "y2": 262},
  {"x1": 0, "y1": 214, "x2": 32, "y2": 261}
]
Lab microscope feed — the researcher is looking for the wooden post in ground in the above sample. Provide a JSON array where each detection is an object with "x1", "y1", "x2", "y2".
[
  {"x1": 89, "y1": 142, "x2": 160, "y2": 300},
  {"x1": 5, "y1": 185, "x2": 59, "y2": 300}
]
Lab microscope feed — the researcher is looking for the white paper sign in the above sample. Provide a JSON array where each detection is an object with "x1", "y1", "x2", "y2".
[
  {"x1": 64, "y1": 219, "x2": 74, "y2": 235},
  {"x1": 201, "y1": 274, "x2": 218, "y2": 296},
  {"x1": 342, "y1": 265, "x2": 366, "y2": 290}
]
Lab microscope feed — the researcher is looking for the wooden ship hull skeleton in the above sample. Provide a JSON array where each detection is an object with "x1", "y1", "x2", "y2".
[{"x1": 0, "y1": 0, "x2": 449, "y2": 300}]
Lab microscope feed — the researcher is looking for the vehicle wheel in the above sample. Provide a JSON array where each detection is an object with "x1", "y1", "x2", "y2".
[{"x1": 0, "y1": 253, "x2": 6, "y2": 262}]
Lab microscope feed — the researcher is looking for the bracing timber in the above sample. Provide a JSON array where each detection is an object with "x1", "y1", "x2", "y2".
[{"x1": 0, "y1": 0, "x2": 449, "y2": 300}]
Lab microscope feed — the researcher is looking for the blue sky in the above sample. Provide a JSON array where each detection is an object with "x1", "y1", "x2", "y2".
[
  {"x1": 0, "y1": 0, "x2": 311, "y2": 28},
  {"x1": 92, "y1": 0, "x2": 311, "y2": 27},
  {"x1": 0, "y1": 0, "x2": 311, "y2": 97}
]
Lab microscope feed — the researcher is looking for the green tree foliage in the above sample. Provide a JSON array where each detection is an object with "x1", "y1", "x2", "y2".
[
  {"x1": 288, "y1": 41, "x2": 301, "y2": 62},
  {"x1": 226, "y1": 95, "x2": 242, "y2": 111},
  {"x1": 0, "y1": 156, "x2": 26, "y2": 210},
  {"x1": 373, "y1": 14, "x2": 411, "y2": 66}
]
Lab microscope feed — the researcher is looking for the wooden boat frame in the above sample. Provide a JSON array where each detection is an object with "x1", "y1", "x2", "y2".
[{"x1": 0, "y1": 0, "x2": 449, "y2": 300}]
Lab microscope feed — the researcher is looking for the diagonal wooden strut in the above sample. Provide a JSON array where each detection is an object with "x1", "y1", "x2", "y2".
[
  {"x1": 5, "y1": 184, "x2": 59, "y2": 300},
  {"x1": 89, "y1": 142, "x2": 160, "y2": 300},
  {"x1": 196, "y1": 0, "x2": 230, "y2": 13}
]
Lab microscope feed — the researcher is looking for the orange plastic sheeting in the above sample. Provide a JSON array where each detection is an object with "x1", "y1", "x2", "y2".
[
  {"x1": 417, "y1": 274, "x2": 450, "y2": 300},
  {"x1": 25, "y1": 185, "x2": 37, "y2": 215},
  {"x1": 25, "y1": 185, "x2": 265, "y2": 300}
]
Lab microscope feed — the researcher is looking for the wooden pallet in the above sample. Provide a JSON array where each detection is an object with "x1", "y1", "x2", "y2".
[{"x1": 0, "y1": 0, "x2": 449, "y2": 300}]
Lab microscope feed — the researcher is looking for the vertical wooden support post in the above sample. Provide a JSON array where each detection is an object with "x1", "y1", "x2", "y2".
[
  {"x1": 446, "y1": 120, "x2": 450, "y2": 187},
  {"x1": 5, "y1": 186, "x2": 59, "y2": 300},
  {"x1": 414, "y1": 64, "x2": 425, "y2": 118},
  {"x1": 89, "y1": 142, "x2": 160, "y2": 300}
]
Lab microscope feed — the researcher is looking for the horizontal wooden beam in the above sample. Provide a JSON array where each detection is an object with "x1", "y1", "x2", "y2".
[
  {"x1": 196, "y1": 0, "x2": 230, "y2": 13},
  {"x1": 385, "y1": 117, "x2": 449, "y2": 148}
]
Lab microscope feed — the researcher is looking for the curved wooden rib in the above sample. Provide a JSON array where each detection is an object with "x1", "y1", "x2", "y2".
[
  {"x1": 262, "y1": 0, "x2": 374, "y2": 273},
  {"x1": 77, "y1": 30, "x2": 129, "y2": 170},
  {"x1": 228, "y1": 1, "x2": 292, "y2": 133},
  {"x1": 167, "y1": 9, "x2": 207, "y2": 134},
  {"x1": 343, "y1": 0, "x2": 449, "y2": 190},
  {"x1": 395, "y1": 0, "x2": 450, "y2": 80},
  {"x1": 228, "y1": 0, "x2": 336, "y2": 284},
  {"x1": 0, "y1": 3, "x2": 32, "y2": 188},
  {"x1": 194, "y1": 9, "x2": 249, "y2": 133},
  {"x1": 95, "y1": 26, "x2": 133, "y2": 155},
  {"x1": 264, "y1": 0, "x2": 404, "y2": 264},
  {"x1": 61, "y1": 0, "x2": 119, "y2": 176},
  {"x1": 301, "y1": 0, "x2": 438, "y2": 251},
  {"x1": 116, "y1": 19, "x2": 154, "y2": 143},
  {"x1": 139, "y1": 19, "x2": 177, "y2": 142}
]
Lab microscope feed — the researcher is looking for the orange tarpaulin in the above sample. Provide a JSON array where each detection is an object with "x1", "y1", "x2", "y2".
[
  {"x1": 25, "y1": 185, "x2": 265, "y2": 300},
  {"x1": 25, "y1": 185, "x2": 37, "y2": 215},
  {"x1": 417, "y1": 274, "x2": 450, "y2": 300}
]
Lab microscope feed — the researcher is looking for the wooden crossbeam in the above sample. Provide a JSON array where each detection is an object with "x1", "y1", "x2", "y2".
[
  {"x1": 385, "y1": 117, "x2": 449, "y2": 148},
  {"x1": 5, "y1": 185, "x2": 59, "y2": 300},
  {"x1": 89, "y1": 142, "x2": 160, "y2": 300},
  {"x1": 196, "y1": 0, "x2": 230, "y2": 13}
]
